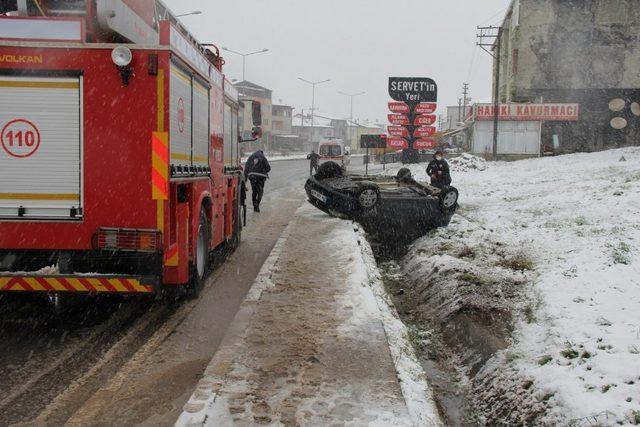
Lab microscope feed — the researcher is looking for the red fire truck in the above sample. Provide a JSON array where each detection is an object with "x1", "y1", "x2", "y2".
[{"x1": 0, "y1": 0, "x2": 258, "y2": 296}]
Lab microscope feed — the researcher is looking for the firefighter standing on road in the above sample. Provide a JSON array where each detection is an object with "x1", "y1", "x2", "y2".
[
  {"x1": 307, "y1": 150, "x2": 320, "y2": 176},
  {"x1": 426, "y1": 150, "x2": 452, "y2": 189},
  {"x1": 245, "y1": 150, "x2": 271, "y2": 213}
]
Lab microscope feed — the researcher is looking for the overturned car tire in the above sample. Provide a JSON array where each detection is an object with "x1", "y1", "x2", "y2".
[
  {"x1": 439, "y1": 186, "x2": 459, "y2": 211},
  {"x1": 314, "y1": 161, "x2": 344, "y2": 180},
  {"x1": 355, "y1": 182, "x2": 381, "y2": 210}
]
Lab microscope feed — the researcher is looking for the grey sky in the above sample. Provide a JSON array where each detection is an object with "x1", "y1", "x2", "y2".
[{"x1": 165, "y1": 0, "x2": 511, "y2": 125}]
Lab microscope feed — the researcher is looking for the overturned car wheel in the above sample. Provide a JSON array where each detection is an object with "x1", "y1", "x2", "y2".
[
  {"x1": 439, "y1": 186, "x2": 459, "y2": 211},
  {"x1": 314, "y1": 161, "x2": 344, "y2": 180},
  {"x1": 355, "y1": 182, "x2": 380, "y2": 210}
]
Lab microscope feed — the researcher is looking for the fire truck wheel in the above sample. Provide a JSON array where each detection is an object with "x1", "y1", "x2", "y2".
[
  {"x1": 229, "y1": 193, "x2": 242, "y2": 250},
  {"x1": 230, "y1": 218, "x2": 241, "y2": 249},
  {"x1": 188, "y1": 210, "x2": 210, "y2": 298}
]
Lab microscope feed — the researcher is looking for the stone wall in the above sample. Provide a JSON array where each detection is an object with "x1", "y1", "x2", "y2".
[
  {"x1": 515, "y1": 0, "x2": 640, "y2": 92},
  {"x1": 496, "y1": 0, "x2": 640, "y2": 152}
]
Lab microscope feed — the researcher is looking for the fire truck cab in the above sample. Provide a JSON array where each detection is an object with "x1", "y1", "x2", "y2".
[{"x1": 0, "y1": 0, "x2": 256, "y2": 296}]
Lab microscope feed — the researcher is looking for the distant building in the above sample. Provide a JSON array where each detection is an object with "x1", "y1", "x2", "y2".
[
  {"x1": 271, "y1": 104, "x2": 293, "y2": 135},
  {"x1": 345, "y1": 121, "x2": 385, "y2": 154},
  {"x1": 445, "y1": 105, "x2": 473, "y2": 130},
  {"x1": 292, "y1": 114, "x2": 334, "y2": 152},
  {"x1": 291, "y1": 113, "x2": 383, "y2": 153},
  {"x1": 493, "y1": 0, "x2": 640, "y2": 153},
  {"x1": 271, "y1": 104, "x2": 303, "y2": 152}
]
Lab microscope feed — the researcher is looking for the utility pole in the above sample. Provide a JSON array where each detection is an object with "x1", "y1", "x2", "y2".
[
  {"x1": 298, "y1": 77, "x2": 331, "y2": 133},
  {"x1": 477, "y1": 25, "x2": 503, "y2": 161},
  {"x1": 458, "y1": 97, "x2": 462, "y2": 123},
  {"x1": 462, "y1": 83, "x2": 470, "y2": 123}
]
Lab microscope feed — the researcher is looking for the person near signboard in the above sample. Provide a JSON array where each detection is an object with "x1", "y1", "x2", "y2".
[
  {"x1": 426, "y1": 150, "x2": 451, "y2": 189},
  {"x1": 307, "y1": 150, "x2": 320, "y2": 176}
]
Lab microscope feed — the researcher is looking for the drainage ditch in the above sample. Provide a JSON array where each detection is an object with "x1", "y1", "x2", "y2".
[{"x1": 367, "y1": 223, "x2": 545, "y2": 426}]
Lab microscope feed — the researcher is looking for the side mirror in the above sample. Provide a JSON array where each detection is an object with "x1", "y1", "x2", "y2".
[
  {"x1": 251, "y1": 126, "x2": 263, "y2": 139},
  {"x1": 251, "y1": 101, "x2": 262, "y2": 126}
]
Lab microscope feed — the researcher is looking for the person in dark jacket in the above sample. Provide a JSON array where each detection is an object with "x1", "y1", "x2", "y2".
[
  {"x1": 426, "y1": 150, "x2": 452, "y2": 189},
  {"x1": 244, "y1": 150, "x2": 271, "y2": 212},
  {"x1": 307, "y1": 150, "x2": 320, "y2": 176}
]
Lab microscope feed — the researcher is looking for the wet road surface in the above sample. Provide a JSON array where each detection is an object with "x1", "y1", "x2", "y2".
[{"x1": 0, "y1": 158, "x2": 314, "y2": 426}]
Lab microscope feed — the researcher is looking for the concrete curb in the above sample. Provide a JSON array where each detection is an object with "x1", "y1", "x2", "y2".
[
  {"x1": 174, "y1": 207, "x2": 299, "y2": 427},
  {"x1": 352, "y1": 225, "x2": 444, "y2": 427}
]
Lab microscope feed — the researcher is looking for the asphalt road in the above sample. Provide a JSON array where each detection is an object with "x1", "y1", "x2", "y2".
[{"x1": 0, "y1": 157, "x2": 314, "y2": 426}]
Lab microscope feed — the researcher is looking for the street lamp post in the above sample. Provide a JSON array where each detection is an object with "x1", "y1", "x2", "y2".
[
  {"x1": 338, "y1": 91, "x2": 365, "y2": 150},
  {"x1": 298, "y1": 77, "x2": 331, "y2": 129},
  {"x1": 338, "y1": 91, "x2": 365, "y2": 124},
  {"x1": 221, "y1": 47, "x2": 269, "y2": 81},
  {"x1": 175, "y1": 11, "x2": 202, "y2": 18}
]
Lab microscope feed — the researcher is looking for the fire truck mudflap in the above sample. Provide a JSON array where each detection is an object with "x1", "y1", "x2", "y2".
[{"x1": 0, "y1": 274, "x2": 157, "y2": 294}]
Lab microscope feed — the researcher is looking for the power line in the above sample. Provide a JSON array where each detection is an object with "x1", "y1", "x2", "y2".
[
  {"x1": 466, "y1": 43, "x2": 479, "y2": 83},
  {"x1": 478, "y1": 6, "x2": 509, "y2": 26}
]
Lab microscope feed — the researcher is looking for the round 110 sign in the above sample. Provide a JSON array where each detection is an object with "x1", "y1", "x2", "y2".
[{"x1": 1, "y1": 118, "x2": 41, "y2": 158}]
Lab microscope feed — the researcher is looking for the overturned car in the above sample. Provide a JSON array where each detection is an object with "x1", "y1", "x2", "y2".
[{"x1": 304, "y1": 162, "x2": 458, "y2": 241}]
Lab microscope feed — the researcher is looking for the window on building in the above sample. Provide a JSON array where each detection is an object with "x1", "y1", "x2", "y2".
[
  {"x1": 512, "y1": 49, "x2": 519, "y2": 75},
  {"x1": 274, "y1": 121, "x2": 283, "y2": 131}
]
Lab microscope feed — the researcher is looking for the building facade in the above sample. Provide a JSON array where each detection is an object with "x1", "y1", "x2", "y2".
[
  {"x1": 271, "y1": 105, "x2": 303, "y2": 152},
  {"x1": 292, "y1": 114, "x2": 334, "y2": 152},
  {"x1": 445, "y1": 105, "x2": 473, "y2": 130},
  {"x1": 494, "y1": 0, "x2": 640, "y2": 153},
  {"x1": 271, "y1": 104, "x2": 293, "y2": 136}
]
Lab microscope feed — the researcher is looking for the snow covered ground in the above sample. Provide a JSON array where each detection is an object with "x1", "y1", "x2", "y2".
[
  {"x1": 177, "y1": 205, "x2": 442, "y2": 426},
  {"x1": 241, "y1": 152, "x2": 309, "y2": 163},
  {"x1": 383, "y1": 148, "x2": 640, "y2": 424}
]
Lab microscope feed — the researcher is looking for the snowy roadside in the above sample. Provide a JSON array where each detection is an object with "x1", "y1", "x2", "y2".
[
  {"x1": 241, "y1": 152, "x2": 309, "y2": 163},
  {"x1": 176, "y1": 204, "x2": 442, "y2": 426},
  {"x1": 383, "y1": 148, "x2": 640, "y2": 424},
  {"x1": 351, "y1": 225, "x2": 442, "y2": 426}
]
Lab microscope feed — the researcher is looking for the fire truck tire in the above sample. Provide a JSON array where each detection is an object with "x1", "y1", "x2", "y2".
[
  {"x1": 229, "y1": 191, "x2": 242, "y2": 250},
  {"x1": 188, "y1": 210, "x2": 210, "y2": 298},
  {"x1": 230, "y1": 219, "x2": 241, "y2": 250}
]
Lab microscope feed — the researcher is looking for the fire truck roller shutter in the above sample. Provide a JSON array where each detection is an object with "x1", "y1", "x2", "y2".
[
  {"x1": 192, "y1": 78, "x2": 210, "y2": 168},
  {"x1": 0, "y1": 75, "x2": 82, "y2": 220},
  {"x1": 169, "y1": 63, "x2": 192, "y2": 170}
]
